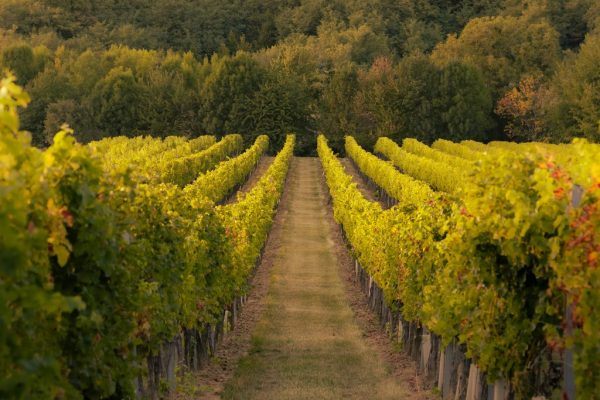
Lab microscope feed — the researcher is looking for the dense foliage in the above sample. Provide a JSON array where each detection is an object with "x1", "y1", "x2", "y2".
[
  {"x1": 2, "y1": 1, "x2": 600, "y2": 397},
  {"x1": 2, "y1": 1, "x2": 600, "y2": 152},
  {"x1": 0, "y1": 76, "x2": 294, "y2": 398},
  {"x1": 345, "y1": 136, "x2": 435, "y2": 206},
  {"x1": 321, "y1": 135, "x2": 600, "y2": 398},
  {"x1": 375, "y1": 137, "x2": 465, "y2": 193},
  {"x1": 184, "y1": 135, "x2": 270, "y2": 203}
]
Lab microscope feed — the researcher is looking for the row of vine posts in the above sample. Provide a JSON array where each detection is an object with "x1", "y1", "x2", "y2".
[
  {"x1": 342, "y1": 156, "x2": 578, "y2": 400},
  {"x1": 134, "y1": 156, "x2": 270, "y2": 399}
]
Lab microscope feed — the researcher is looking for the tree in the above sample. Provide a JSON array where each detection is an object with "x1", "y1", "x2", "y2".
[
  {"x1": 353, "y1": 56, "x2": 399, "y2": 144},
  {"x1": 20, "y1": 66, "x2": 76, "y2": 147},
  {"x1": 586, "y1": 1, "x2": 600, "y2": 34},
  {"x1": 397, "y1": 18, "x2": 443, "y2": 55},
  {"x1": 388, "y1": 54, "x2": 441, "y2": 143},
  {"x1": 275, "y1": 0, "x2": 327, "y2": 38},
  {"x1": 545, "y1": 33, "x2": 600, "y2": 141},
  {"x1": 43, "y1": 99, "x2": 80, "y2": 143},
  {"x1": 502, "y1": 0, "x2": 597, "y2": 49},
  {"x1": 431, "y1": 14, "x2": 561, "y2": 100},
  {"x1": 348, "y1": 55, "x2": 442, "y2": 145},
  {"x1": 0, "y1": 44, "x2": 48, "y2": 84},
  {"x1": 552, "y1": 0, "x2": 595, "y2": 48},
  {"x1": 240, "y1": 72, "x2": 314, "y2": 154},
  {"x1": 436, "y1": 62, "x2": 494, "y2": 142},
  {"x1": 347, "y1": 25, "x2": 389, "y2": 65},
  {"x1": 91, "y1": 67, "x2": 149, "y2": 137},
  {"x1": 201, "y1": 53, "x2": 266, "y2": 134},
  {"x1": 495, "y1": 75, "x2": 550, "y2": 141},
  {"x1": 318, "y1": 63, "x2": 360, "y2": 152}
]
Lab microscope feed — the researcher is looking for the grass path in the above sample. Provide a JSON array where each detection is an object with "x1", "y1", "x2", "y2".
[{"x1": 222, "y1": 157, "x2": 412, "y2": 399}]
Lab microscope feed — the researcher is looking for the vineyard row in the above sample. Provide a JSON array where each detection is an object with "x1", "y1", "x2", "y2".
[
  {"x1": 322, "y1": 134, "x2": 599, "y2": 398},
  {"x1": 1, "y1": 76, "x2": 295, "y2": 399}
]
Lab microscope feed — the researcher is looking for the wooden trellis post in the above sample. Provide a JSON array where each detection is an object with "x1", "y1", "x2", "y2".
[{"x1": 564, "y1": 184, "x2": 583, "y2": 400}]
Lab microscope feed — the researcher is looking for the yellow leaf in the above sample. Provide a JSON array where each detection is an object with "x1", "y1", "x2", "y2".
[{"x1": 55, "y1": 244, "x2": 70, "y2": 267}]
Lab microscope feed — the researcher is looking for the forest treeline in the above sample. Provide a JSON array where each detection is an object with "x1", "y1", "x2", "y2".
[{"x1": 1, "y1": 0, "x2": 600, "y2": 153}]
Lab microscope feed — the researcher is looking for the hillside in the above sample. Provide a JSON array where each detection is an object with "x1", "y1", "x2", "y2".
[{"x1": 1, "y1": 1, "x2": 600, "y2": 153}]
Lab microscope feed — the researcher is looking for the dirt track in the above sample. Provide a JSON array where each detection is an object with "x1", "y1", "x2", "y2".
[
  {"x1": 179, "y1": 157, "x2": 430, "y2": 399},
  {"x1": 221, "y1": 157, "x2": 416, "y2": 399}
]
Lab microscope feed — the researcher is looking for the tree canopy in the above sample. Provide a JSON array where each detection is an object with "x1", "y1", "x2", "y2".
[{"x1": 2, "y1": 0, "x2": 600, "y2": 151}]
